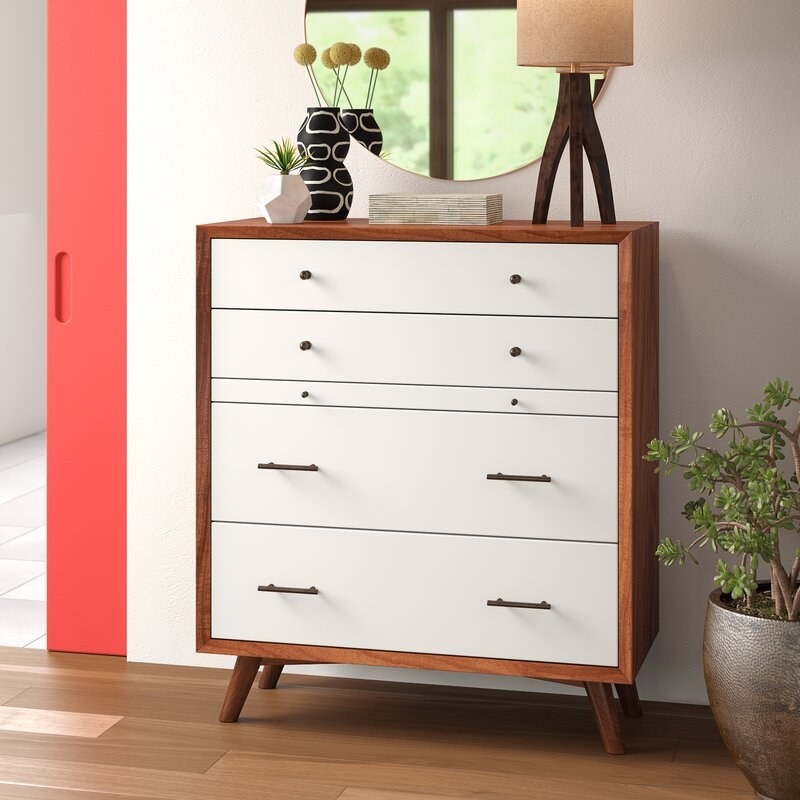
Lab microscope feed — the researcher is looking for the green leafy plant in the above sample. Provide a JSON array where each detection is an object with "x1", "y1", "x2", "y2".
[
  {"x1": 645, "y1": 378, "x2": 800, "y2": 621},
  {"x1": 255, "y1": 138, "x2": 307, "y2": 175}
]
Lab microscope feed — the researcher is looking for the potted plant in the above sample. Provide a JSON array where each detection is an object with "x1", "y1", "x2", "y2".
[
  {"x1": 646, "y1": 378, "x2": 800, "y2": 800},
  {"x1": 254, "y1": 138, "x2": 311, "y2": 224}
]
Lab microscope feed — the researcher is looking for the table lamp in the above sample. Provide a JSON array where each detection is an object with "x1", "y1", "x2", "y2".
[{"x1": 517, "y1": 0, "x2": 633, "y2": 226}]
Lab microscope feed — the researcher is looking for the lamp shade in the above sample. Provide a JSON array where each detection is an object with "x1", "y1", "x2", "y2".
[{"x1": 517, "y1": 0, "x2": 633, "y2": 69}]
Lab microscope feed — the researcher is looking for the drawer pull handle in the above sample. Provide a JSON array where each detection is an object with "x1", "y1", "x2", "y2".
[
  {"x1": 487, "y1": 472, "x2": 551, "y2": 482},
  {"x1": 299, "y1": 340, "x2": 313, "y2": 351},
  {"x1": 510, "y1": 274, "x2": 522, "y2": 284},
  {"x1": 258, "y1": 584, "x2": 319, "y2": 595},
  {"x1": 258, "y1": 462, "x2": 319, "y2": 472},
  {"x1": 510, "y1": 346, "x2": 522, "y2": 357},
  {"x1": 299, "y1": 270, "x2": 312, "y2": 280},
  {"x1": 488, "y1": 598, "x2": 552, "y2": 610}
]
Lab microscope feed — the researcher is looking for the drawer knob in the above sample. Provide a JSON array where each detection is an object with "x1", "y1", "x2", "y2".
[
  {"x1": 510, "y1": 274, "x2": 522, "y2": 285},
  {"x1": 511, "y1": 398, "x2": 519, "y2": 407},
  {"x1": 509, "y1": 346, "x2": 522, "y2": 358},
  {"x1": 299, "y1": 270, "x2": 312, "y2": 280},
  {"x1": 258, "y1": 462, "x2": 319, "y2": 472},
  {"x1": 299, "y1": 340, "x2": 312, "y2": 351},
  {"x1": 487, "y1": 472, "x2": 551, "y2": 482},
  {"x1": 488, "y1": 598, "x2": 552, "y2": 610},
  {"x1": 258, "y1": 584, "x2": 319, "y2": 595},
  {"x1": 301, "y1": 391, "x2": 309, "y2": 398}
]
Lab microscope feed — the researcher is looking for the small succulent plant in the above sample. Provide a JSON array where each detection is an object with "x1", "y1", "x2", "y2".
[{"x1": 255, "y1": 138, "x2": 307, "y2": 175}]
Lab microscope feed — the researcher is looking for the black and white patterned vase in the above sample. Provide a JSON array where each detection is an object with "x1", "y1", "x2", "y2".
[
  {"x1": 296, "y1": 107, "x2": 352, "y2": 221},
  {"x1": 340, "y1": 108, "x2": 383, "y2": 157}
]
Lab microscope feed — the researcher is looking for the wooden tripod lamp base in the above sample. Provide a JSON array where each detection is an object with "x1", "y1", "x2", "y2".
[
  {"x1": 533, "y1": 71, "x2": 616, "y2": 227},
  {"x1": 516, "y1": 0, "x2": 633, "y2": 227}
]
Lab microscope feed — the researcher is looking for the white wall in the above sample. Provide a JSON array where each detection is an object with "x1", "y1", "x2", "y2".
[
  {"x1": 0, "y1": 0, "x2": 46, "y2": 445},
  {"x1": 128, "y1": 0, "x2": 800, "y2": 704}
]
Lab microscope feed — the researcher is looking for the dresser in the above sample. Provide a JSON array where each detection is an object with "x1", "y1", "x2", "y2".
[{"x1": 196, "y1": 219, "x2": 659, "y2": 754}]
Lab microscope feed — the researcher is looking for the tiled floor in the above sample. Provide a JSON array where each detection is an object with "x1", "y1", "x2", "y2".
[{"x1": 0, "y1": 432, "x2": 46, "y2": 648}]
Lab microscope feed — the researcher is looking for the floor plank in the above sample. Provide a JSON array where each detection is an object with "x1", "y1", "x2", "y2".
[
  {"x1": 0, "y1": 647, "x2": 753, "y2": 800},
  {"x1": 0, "y1": 706, "x2": 122, "y2": 737}
]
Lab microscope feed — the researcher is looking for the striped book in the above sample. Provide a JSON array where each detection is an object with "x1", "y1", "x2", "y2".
[{"x1": 369, "y1": 193, "x2": 503, "y2": 225}]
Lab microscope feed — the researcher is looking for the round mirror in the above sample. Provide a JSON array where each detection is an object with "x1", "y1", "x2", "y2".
[{"x1": 305, "y1": 1, "x2": 606, "y2": 181}]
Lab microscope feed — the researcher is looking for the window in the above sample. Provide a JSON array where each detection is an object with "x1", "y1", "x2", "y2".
[{"x1": 306, "y1": 0, "x2": 560, "y2": 180}]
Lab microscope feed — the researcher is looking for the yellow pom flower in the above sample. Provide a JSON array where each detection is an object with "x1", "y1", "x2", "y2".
[
  {"x1": 364, "y1": 47, "x2": 391, "y2": 70},
  {"x1": 320, "y1": 48, "x2": 334, "y2": 69},
  {"x1": 329, "y1": 41, "x2": 353, "y2": 67},
  {"x1": 293, "y1": 43, "x2": 317, "y2": 66},
  {"x1": 347, "y1": 43, "x2": 362, "y2": 66}
]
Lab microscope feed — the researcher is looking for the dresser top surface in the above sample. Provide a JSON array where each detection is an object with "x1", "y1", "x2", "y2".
[{"x1": 198, "y1": 218, "x2": 658, "y2": 245}]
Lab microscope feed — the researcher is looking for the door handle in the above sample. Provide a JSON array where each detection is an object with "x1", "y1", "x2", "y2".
[
  {"x1": 258, "y1": 462, "x2": 319, "y2": 472},
  {"x1": 54, "y1": 252, "x2": 72, "y2": 323},
  {"x1": 486, "y1": 473, "x2": 552, "y2": 483},
  {"x1": 258, "y1": 584, "x2": 319, "y2": 595}
]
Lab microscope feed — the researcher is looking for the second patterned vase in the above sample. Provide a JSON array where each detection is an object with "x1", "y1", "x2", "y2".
[
  {"x1": 340, "y1": 108, "x2": 383, "y2": 157},
  {"x1": 296, "y1": 107, "x2": 352, "y2": 221}
]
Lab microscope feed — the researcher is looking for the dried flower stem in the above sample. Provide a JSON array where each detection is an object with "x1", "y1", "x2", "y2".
[{"x1": 306, "y1": 65, "x2": 322, "y2": 106}]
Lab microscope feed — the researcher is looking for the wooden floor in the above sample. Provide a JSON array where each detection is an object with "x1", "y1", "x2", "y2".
[{"x1": 0, "y1": 647, "x2": 754, "y2": 800}]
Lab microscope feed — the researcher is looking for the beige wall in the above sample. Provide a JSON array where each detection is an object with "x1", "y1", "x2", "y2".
[
  {"x1": 0, "y1": 0, "x2": 46, "y2": 444},
  {"x1": 127, "y1": 0, "x2": 800, "y2": 704}
]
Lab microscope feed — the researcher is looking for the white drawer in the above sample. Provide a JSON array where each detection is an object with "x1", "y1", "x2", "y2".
[
  {"x1": 211, "y1": 239, "x2": 618, "y2": 317},
  {"x1": 211, "y1": 403, "x2": 618, "y2": 542},
  {"x1": 211, "y1": 378, "x2": 618, "y2": 417},
  {"x1": 211, "y1": 523, "x2": 619, "y2": 666},
  {"x1": 211, "y1": 310, "x2": 618, "y2": 392}
]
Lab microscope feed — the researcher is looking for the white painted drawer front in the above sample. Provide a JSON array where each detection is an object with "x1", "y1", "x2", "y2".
[
  {"x1": 211, "y1": 310, "x2": 618, "y2": 392},
  {"x1": 211, "y1": 523, "x2": 619, "y2": 666},
  {"x1": 211, "y1": 239, "x2": 618, "y2": 317},
  {"x1": 211, "y1": 378, "x2": 618, "y2": 417},
  {"x1": 211, "y1": 403, "x2": 618, "y2": 542}
]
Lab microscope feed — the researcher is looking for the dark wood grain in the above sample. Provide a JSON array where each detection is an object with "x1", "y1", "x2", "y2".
[
  {"x1": 197, "y1": 218, "x2": 656, "y2": 244},
  {"x1": 568, "y1": 73, "x2": 585, "y2": 227},
  {"x1": 584, "y1": 682, "x2": 624, "y2": 755},
  {"x1": 533, "y1": 74, "x2": 570, "y2": 224},
  {"x1": 218, "y1": 656, "x2": 262, "y2": 723},
  {"x1": 580, "y1": 74, "x2": 616, "y2": 224},
  {"x1": 618, "y1": 223, "x2": 660, "y2": 679},
  {"x1": 615, "y1": 682, "x2": 643, "y2": 718},
  {"x1": 195, "y1": 227, "x2": 212, "y2": 651},
  {"x1": 258, "y1": 664, "x2": 284, "y2": 690}
]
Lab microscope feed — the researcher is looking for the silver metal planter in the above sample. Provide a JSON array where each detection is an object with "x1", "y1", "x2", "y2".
[{"x1": 703, "y1": 586, "x2": 800, "y2": 800}]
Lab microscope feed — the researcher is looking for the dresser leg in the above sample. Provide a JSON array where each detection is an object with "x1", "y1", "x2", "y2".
[
  {"x1": 615, "y1": 681, "x2": 643, "y2": 718},
  {"x1": 584, "y1": 682, "x2": 625, "y2": 755},
  {"x1": 258, "y1": 662, "x2": 284, "y2": 690},
  {"x1": 219, "y1": 656, "x2": 262, "y2": 722}
]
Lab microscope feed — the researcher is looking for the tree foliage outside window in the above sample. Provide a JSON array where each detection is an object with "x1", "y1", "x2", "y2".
[{"x1": 306, "y1": 11, "x2": 431, "y2": 175}]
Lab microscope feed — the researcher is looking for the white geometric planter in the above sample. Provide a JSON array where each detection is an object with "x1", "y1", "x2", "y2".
[{"x1": 257, "y1": 174, "x2": 312, "y2": 224}]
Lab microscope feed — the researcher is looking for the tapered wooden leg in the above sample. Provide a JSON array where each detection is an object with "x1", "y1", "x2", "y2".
[
  {"x1": 219, "y1": 656, "x2": 262, "y2": 723},
  {"x1": 580, "y1": 75, "x2": 616, "y2": 224},
  {"x1": 533, "y1": 73, "x2": 570, "y2": 224},
  {"x1": 584, "y1": 681, "x2": 625, "y2": 755},
  {"x1": 258, "y1": 662, "x2": 284, "y2": 690},
  {"x1": 615, "y1": 682, "x2": 643, "y2": 718}
]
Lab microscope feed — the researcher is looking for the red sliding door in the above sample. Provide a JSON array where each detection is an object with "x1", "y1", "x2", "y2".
[{"x1": 47, "y1": 0, "x2": 126, "y2": 654}]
